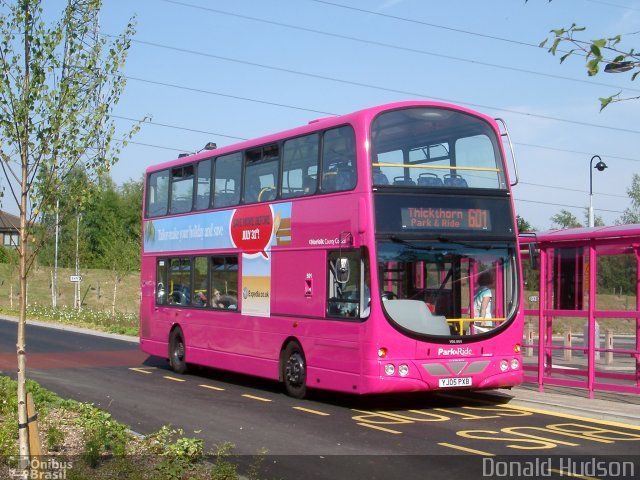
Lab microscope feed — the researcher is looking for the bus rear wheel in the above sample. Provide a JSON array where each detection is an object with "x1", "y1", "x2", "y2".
[
  {"x1": 283, "y1": 342, "x2": 307, "y2": 399},
  {"x1": 169, "y1": 327, "x2": 188, "y2": 374}
]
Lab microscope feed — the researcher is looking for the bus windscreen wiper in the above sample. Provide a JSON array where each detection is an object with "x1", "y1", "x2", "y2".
[
  {"x1": 437, "y1": 235, "x2": 490, "y2": 250},
  {"x1": 390, "y1": 235, "x2": 433, "y2": 251}
]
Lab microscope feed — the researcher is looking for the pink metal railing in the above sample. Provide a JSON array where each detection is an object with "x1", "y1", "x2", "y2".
[{"x1": 520, "y1": 225, "x2": 640, "y2": 398}]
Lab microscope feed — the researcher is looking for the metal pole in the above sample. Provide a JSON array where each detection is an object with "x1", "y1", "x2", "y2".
[
  {"x1": 75, "y1": 213, "x2": 80, "y2": 310},
  {"x1": 589, "y1": 155, "x2": 607, "y2": 227},
  {"x1": 588, "y1": 191, "x2": 594, "y2": 228},
  {"x1": 589, "y1": 156, "x2": 597, "y2": 227},
  {"x1": 587, "y1": 242, "x2": 597, "y2": 398},
  {"x1": 53, "y1": 199, "x2": 59, "y2": 308},
  {"x1": 538, "y1": 247, "x2": 546, "y2": 391}
]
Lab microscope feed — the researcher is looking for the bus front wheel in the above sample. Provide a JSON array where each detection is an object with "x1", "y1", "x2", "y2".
[
  {"x1": 169, "y1": 327, "x2": 188, "y2": 374},
  {"x1": 283, "y1": 342, "x2": 307, "y2": 399}
]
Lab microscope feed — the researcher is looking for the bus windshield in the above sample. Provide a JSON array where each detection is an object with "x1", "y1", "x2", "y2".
[
  {"x1": 377, "y1": 240, "x2": 519, "y2": 338},
  {"x1": 371, "y1": 106, "x2": 507, "y2": 189}
]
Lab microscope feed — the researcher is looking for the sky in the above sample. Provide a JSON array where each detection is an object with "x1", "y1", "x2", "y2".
[{"x1": 6, "y1": 0, "x2": 640, "y2": 230}]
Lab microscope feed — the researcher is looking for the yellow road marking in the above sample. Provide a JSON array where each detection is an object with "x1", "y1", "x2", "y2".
[
  {"x1": 548, "y1": 469, "x2": 599, "y2": 480},
  {"x1": 293, "y1": 407, "x2": 330, "y2": 416},
  {"x1": 357, "y1": 423, "x2": 402, "y2": 434},
  {"x1": 438, "y1": 442, "x2": 495, "y2": 456},
  {"x1": 129, "y1": 367, "x2": 154, "y2": 374},
  {"x1": 163, "y1": 375, "x2": 186, "y2": 382},
  {"x1": 199, "y1": 384, "x2": 225, "y2": 391},
  {"x1": 498, "y1": 404, "x2": 640, "y2": 431},
  {"x1": 242, "y1": 394, "x2": 272, "y2": 402}
]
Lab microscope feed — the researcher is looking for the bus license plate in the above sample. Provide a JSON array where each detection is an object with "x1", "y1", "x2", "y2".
[{"x1": 439, "y1": 377, "x2": 472, "y2": 388}]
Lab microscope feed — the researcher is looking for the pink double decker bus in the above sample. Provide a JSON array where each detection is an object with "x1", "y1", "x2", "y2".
[{"x1": 140, "y1": 101, "x2": 523, "y2": 398}]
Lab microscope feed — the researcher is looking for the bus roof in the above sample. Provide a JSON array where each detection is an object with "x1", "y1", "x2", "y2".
[{"x1": 145, "y1": 100, "x2": 499, "y2": 175}]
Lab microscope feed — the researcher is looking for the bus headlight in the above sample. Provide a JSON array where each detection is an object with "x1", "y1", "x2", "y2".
[
  {"x1": 500, "y1": 360, "x2": 509, "y2": 372},
  {"x1": 398, "y1": 364, "x2": 409, "y2": 377},
  {"x1": 511, "y1": 358, "x2": 520, "y2": 370},
  {"x1": 384, "y1": 364, "x2": 395, "y2": 376}
]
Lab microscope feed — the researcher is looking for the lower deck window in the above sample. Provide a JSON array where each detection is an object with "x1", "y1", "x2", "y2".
[
  {"x1": 327, "y1": 248, "x2": 369, "y2": 319},
  {"x1": 156, "y1": 255, "x2": 238, "y2": 310}
]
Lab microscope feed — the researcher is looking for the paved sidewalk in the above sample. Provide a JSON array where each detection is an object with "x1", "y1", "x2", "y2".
[{"x1": 482, "y1": 383, "x2": 640, "y2": 427}]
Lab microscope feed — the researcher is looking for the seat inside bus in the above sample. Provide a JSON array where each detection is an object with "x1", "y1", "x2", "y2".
[
  {"x1": 372, "y1": 167, "x2": 389, "y2": 185},
  {"x1": 417, "y1": 172, "x2": 443, "y2": 187},
  {"x1": 443, "y1": 173, "x2": 468, "y2": 187},
  {"x1": 393, "y1": 176, "x2": 416, "y2": 186}
]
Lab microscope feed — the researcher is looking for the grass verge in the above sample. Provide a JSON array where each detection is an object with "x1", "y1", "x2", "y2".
[{"x1": 0, "y1": 305, "x2": 139, "y2": 337}]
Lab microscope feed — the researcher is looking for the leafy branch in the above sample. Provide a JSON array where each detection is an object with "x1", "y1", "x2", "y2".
[{"x1": 539, "y1": 23, "x2": 639, "y2": 110}]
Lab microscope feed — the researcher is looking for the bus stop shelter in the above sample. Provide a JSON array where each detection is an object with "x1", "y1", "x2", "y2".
[{"x1": 520, "y1": 225, "x2": 640, "y2": 398}]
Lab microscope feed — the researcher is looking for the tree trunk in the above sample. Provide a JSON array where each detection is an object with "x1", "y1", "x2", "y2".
[
  {"x1": 16, "y1": 268, "x2": 29, "y2": 466},
  {"x1": 111, "y1": 274, "x2": 119, "y2": 321},
  {"x1": 17, "y1": 0, "x2": 31, "y2": 467},
  {"x1": 16, "y1": 139, "x2": 30, "y2": 468}
]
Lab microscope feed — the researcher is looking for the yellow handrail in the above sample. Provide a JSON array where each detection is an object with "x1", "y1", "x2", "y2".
[
  {"x1": 372, "y1": 162, "x2": 500, "y2": 173},
  {"x1": 446, "y1": 317, "x2": 506, "y2": 334}
]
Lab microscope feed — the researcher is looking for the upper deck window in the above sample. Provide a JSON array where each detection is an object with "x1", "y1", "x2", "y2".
[
  {"x1": 147, "y1": 170, "x2": 170, "y2": 217},
  {"x1": 281, "y1": 134, "x2": 319, "y2": 199},
  {"x1": 321, "y1": 126, "x2": 357, "y2": 193},
  {"x1": 194, "y1": 159, "x2": 212, "y2": 211},
  {"x1": 169, "y1": 165, "x2": 194, "y2": 214},
  {"x1": 371, "y1": 107, "x2": 506, "y2": 190},
  {"x1": 244, "y1": 144, "x2": 280, "y2": 203},
  {"x1": 214, "y1": 152, "x2": 242, "y2": 208}
]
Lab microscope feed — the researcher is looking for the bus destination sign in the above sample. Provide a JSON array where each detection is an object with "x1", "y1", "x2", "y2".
[{"x1": 401, "y1": 207, "x2": 491, "y2": 231}]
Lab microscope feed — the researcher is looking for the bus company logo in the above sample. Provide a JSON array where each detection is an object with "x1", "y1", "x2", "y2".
[
  {"x1": 308, "y1": 237, "x2": 351, "y2": 246},
  {"x1": 437, "y1": 346, "x2": 473, "y2": 356}
]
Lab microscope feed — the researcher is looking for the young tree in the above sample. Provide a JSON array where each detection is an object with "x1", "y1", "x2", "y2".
[
  {"x1": 100, "y1": 212, "x2": 140, "y2": 319},
  {"x1": 619, "y1": 173, "x2": 640, "y2": 224},
  {"x1": 36, "y1": 167, "x2": 93, "y2": 271},
  {"x1": 83, "y1": 176, "x2": 142, "y2": 316},
  {"x1": 550, "y1": 209, "x2": 582, "y2": 229},
  {"x1": 0, "y1": 0, "x2": 137, "y2": 463},
  {"x1": 516, "y1": 214, "x2": 535, "y2": 233}
]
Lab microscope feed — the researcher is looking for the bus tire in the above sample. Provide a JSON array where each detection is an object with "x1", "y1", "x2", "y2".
[
  {"x1": 283, "y1": 341, "x2": 307, "y2": 399},
  {"x1": 169, "y1": 327, "x2": 188, "y2": 374}
]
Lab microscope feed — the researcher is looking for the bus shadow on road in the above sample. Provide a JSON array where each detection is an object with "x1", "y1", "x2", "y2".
[
  {"x1": 142, "y1": 355, "x2": 284, "y2": 394},
  {"x1": 309, "y1": 388, "x2": 515, "y2": 412},
  {"x1": 141, "y1": 354, "x2": 514, "y2": 412}
]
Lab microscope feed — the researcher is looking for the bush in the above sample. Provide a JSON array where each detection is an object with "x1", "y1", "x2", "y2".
[
  {"x1": 149, "y1": 426, "x2": 206, "y2": 480},
  {"x1": 0, "y1": 376, "x2": 69, "y2": 466},
  {"x1": 0, "y1": 245, "x2": 17, "y2": 264},
  {"x1": 0, "y1": 376, "x2": 269, "y2": 479},
  {"x1": 46, "y1": 424, "x2": 64, "y2": 452},
  {"x1": 75, "y1": 404, "x2": 128, "y2": 467}
]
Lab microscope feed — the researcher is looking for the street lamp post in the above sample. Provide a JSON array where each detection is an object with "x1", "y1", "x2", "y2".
[{"x1": 589, "y1": 155, "x2": 608, "y2": 227}]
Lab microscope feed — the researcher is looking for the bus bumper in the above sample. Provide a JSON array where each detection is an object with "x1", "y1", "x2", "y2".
[{"x1": 360, "y1": 356, "x2": 523, "y2": 393}]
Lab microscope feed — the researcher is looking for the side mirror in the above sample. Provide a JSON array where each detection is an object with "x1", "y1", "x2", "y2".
[{"x1": 336, "y1": 257, "x2": 350, "y2": 284}]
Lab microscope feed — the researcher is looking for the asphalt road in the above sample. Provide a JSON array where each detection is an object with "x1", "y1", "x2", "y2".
[{"x1": 1, "y1": 318, "x2": 639, "y2": 479}]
